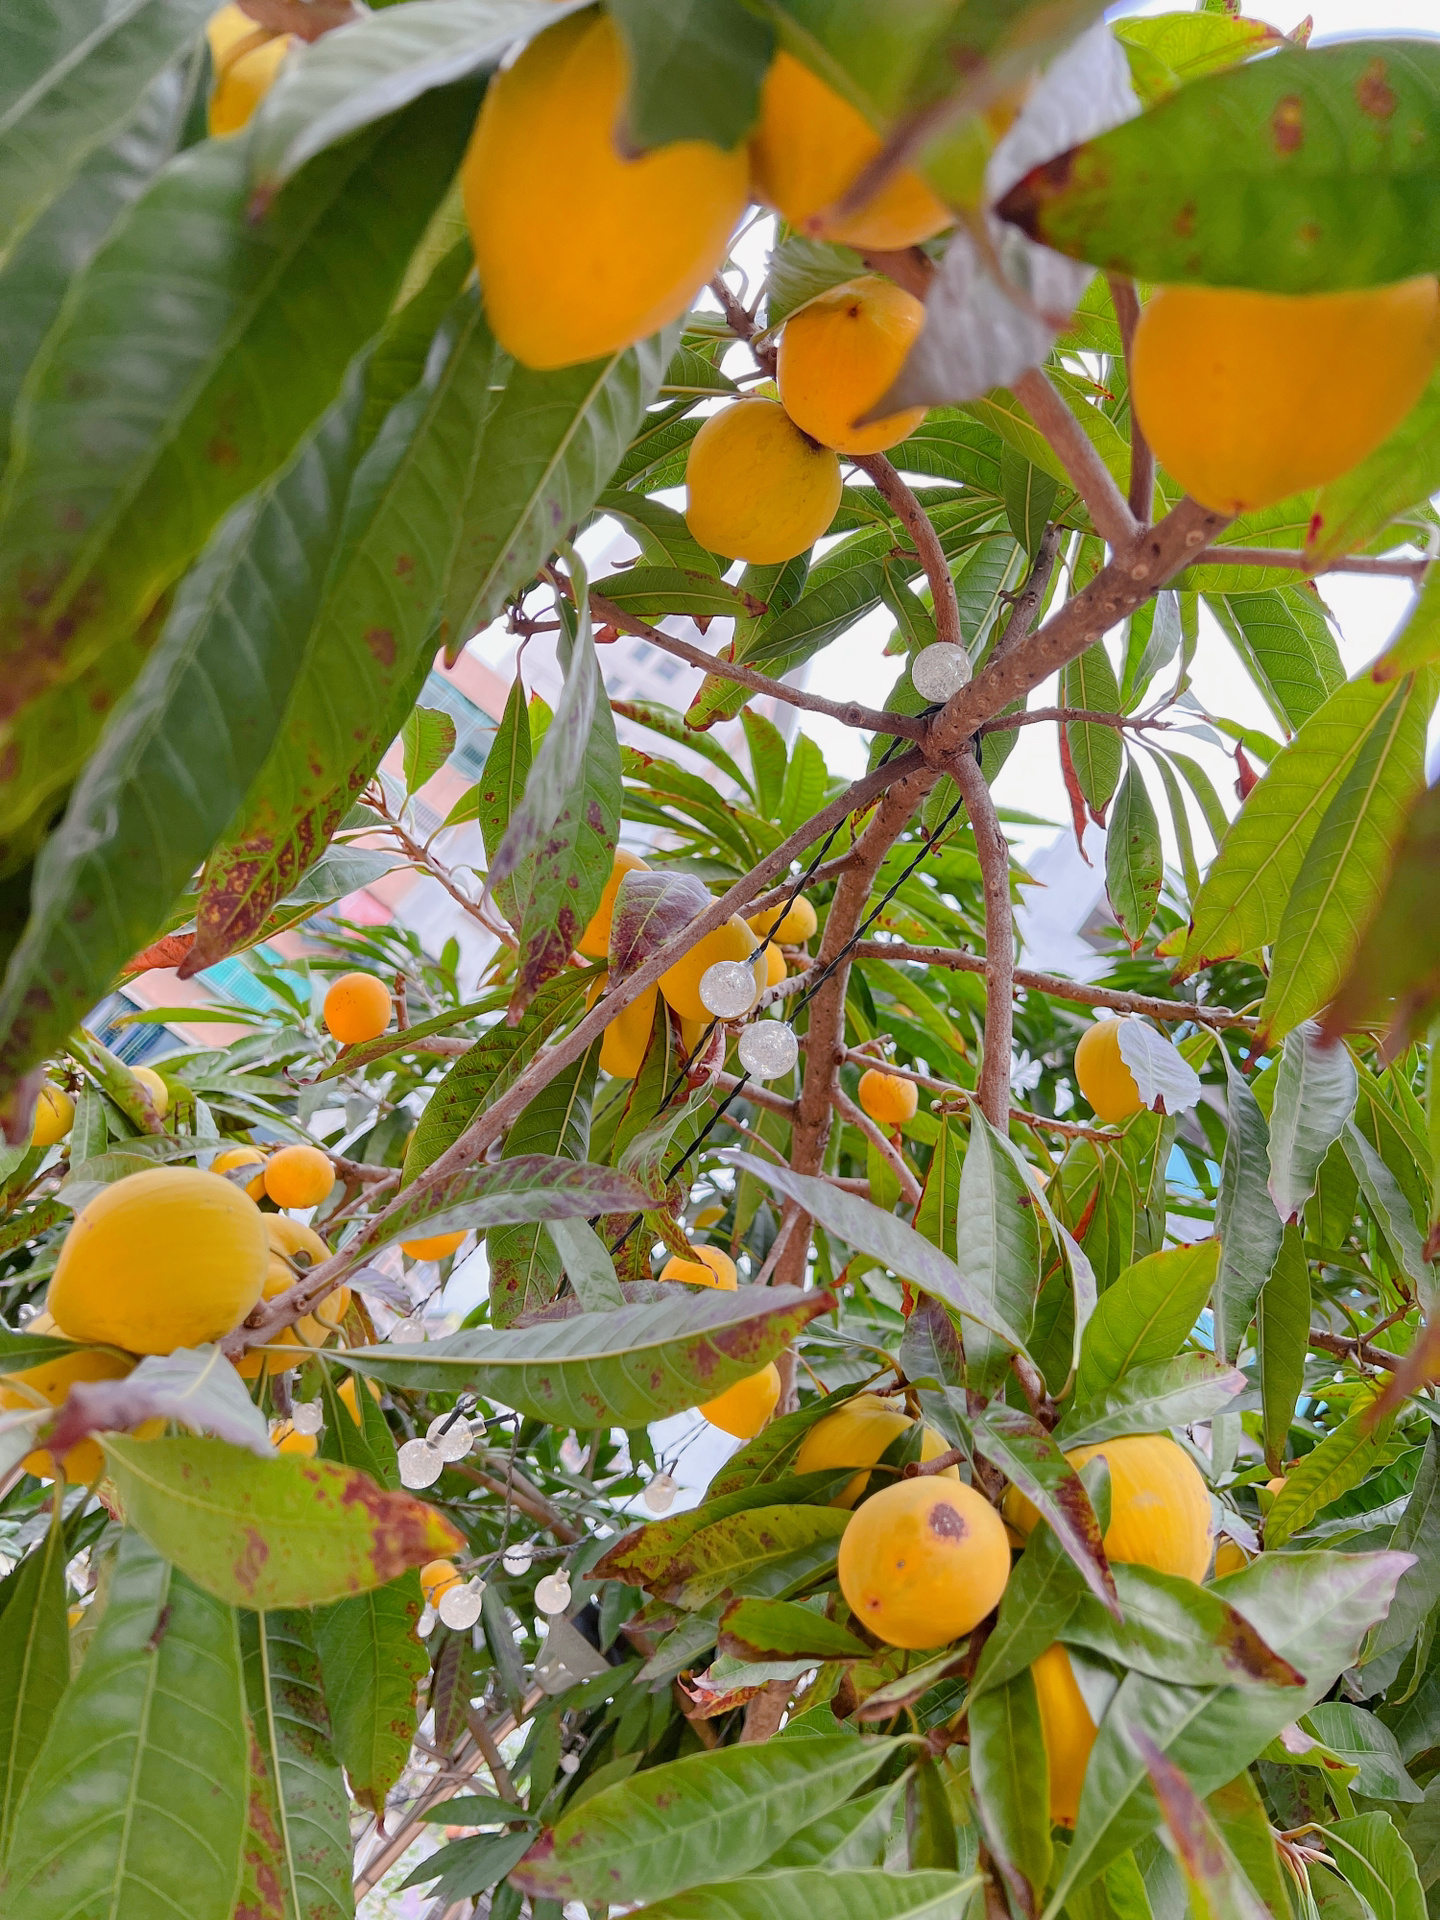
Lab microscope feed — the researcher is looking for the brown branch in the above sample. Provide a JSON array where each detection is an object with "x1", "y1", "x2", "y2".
[
  {"x1": 712, "y1": 276, "x2": 775, "y2": 372},
  {"x1": 592, "y1": 591, "x2": 926, "y2": 739},
  {"x1": 990, "y1": 524, "x2": 1062, "y2": 663},
  {"x1": 923, "y1": 497, "x2": 1233, "y2": 763},
  {"x1": 1196, "y1": 546, "x2": 1428, "y2": 581},
  {"x1": 949, "y1": 749, "x2": 1013, "y2": 1129},
  {"x1": 1013, "y1": 367, "x2": 1138, "y2": 552},
  {"x1": 831, "y1": 1084, "x2": 923, "y2": 1206},
  {"x1": 852, "y1": 453, "x2": 964, "y2": 651},
  {"x1": 1108, "y1": 276, "x2": 1155, "y2": 525},
  {"x1": 851, "y1": 939, "x2": 1256, "y2": 1029},
  {"x1": 452, "y1": 1462, "x2": 581, "y2": 1545},
  {"x1": 1306, "y1": 1329, "x2": 1402, "y2": 1372},
  {"x1": 712, "y1": 1071, "x2": 798, "y2": 1121},
  {"x1": 835, "y1": 1046, "x2": 1115, "y2": 1143},
  {"x1": 978, "y1": 707, "x2": 1171, "y2": 735}
]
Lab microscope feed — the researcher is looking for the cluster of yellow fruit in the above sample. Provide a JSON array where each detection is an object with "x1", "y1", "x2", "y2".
[{"x1": 579, "y1": 850, "x2": 817, "y2": 1082}]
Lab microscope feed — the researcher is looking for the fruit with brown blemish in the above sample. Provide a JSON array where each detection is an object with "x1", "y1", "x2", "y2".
[{"x1": 837, "y1": 1475, "x2": 1011, "y2": 1648}]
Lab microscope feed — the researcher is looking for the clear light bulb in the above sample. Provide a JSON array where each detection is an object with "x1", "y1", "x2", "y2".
[
  {"x1": 418, "y1": 1604, "x2": 437, "y2": 1638},
  {"x1": 390, "y1": 1318, "x2": 427, "y2": 1345},
  {"x1": 290, "y1": 1400, "x2": 323, "y2": 1435},
  {"x1": 699, "y1": 959, "x2": 758, "y2": 1020},
  {"x1": 559, "y1": 1752, "x2": 580, "y2": 1775},
  {"x1": 535, "y1": 1570, "x2": 571, "y2": 1615},
  {"x1": 643, "y1": 1470, "x2": 677, "y2": 1513},
  {"x1": 501, "y1": 1542, "x2": 533, "y2": 1577},
  {"x1": 438, "y1": 1579, "x2": 486, "y2": 1630},
  {"x1": 397, "y1": 1438, "x2": 444, "y2": 1488},
  {"x1": 736, "y1": 1021, "x2": 799, "y2": 1081},
  {"x1": 910, "y1": 642, "x2": 973, "y2": 702},
  {"x1": 426, "y1": 1413, "x2": 474, "y2": 1461}
]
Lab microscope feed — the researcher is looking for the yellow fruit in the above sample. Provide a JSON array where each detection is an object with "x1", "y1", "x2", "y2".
[
  {"x1": 49, "y1": 1166, "x2": 269, "y2": 1356},
  {"x1": 1074, "y1": 1020, "x2": 1144, "y2": 1126},
  {"x1": 579, "y1": 849, "x2": 650, "y2": 960},
  {"x1": 421, "y1": 1559, "x2": 463, "y2": 1608},
  {"x1": 207, "y1": 3, "x2": 291, "y2": 136},
  {"x1": 1005, "y1": 1433, "x2": 1212, "y2": 1584},
  {"x1": 1131, "y1": 279, "x2": 1440, "y2": 514},
  {"x1": 838, "y1": 1476, "x2": 1010, "y2": 1650},
  {"x1": 272, "y1": 1421, "x2": 317, "y2": 1457},
  {"x1": 1032, "y1": 1643, "x2": 1096, "y2": 1828},
  {"x1": 659, "y1": 914, "x2": 759, "y2": 1023},
  {"x1": 750, "y1": 52, "x2": 951, "y2": 251},
  {"x1": 661, "y1": 1246, "x2": 737, "y2": 1290},
  {"x1": 0, "y1": 1344, "x2": 161, "y2": 1485},
  {"x1": 1212, "y1": 1537, "x2": 1250, "y2": 1578},
  {"x1": 67, "y1": 1605, "x2": 84, "y2": 1629},
  {"x1": 778, "y1": 276, "x2": 927, "y2": 455},
  {"x1": 323, "y1": 972, "x2": 392, "y2": 1046},
  {"x1": 401, "y1": 1230, "x2": 468, "y2": 1262},
  {"x1": 213, "y1": 1145, "x2": 266, "y2": 1201},
  {"x1": 588, "y1": 973, "x2": 661, "y2": 1080},
  {"x1": 338, "y1": 1374, "x2": 383, "y2": 1423},
  {"x1": 762, "y1": 943, "x2": 787, "y2": 990},
  {"x1": 684, "y1": 399, "x2": 842, "y2": 564},
  {"x1": 31, "y1": 1085, "x2": 74, "y2": 1148},
  {"x1": 749, "y1": 895, "x2": 818, "y2": 945},
  {"x1": 857, "y1": 1069, "x2": 918, "y2": 1126},
  {"x1": 264, "y1": 1143, "x2": 335, "y2": 1210},
  {"x1": 131, "y1": 1065, "x2": 169, "y2": 1118},
  {"x1": 700, "y1": 1362, "x2": 782, "y2": 1438},
  {"x1": 795, "y1": 1392, "x2": 959, "y2": 1506},
  {"x1": 264, "y1": 1217, "x2": 348, "y2": 1348},
  {"x1": 463, "y1": 11, "x2": 749, "y2": 370}
]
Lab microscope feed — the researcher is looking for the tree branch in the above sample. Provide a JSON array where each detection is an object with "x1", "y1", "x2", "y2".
[
  {"x1": 978, "y1": 706, "x2": 1171, "y2": 735},
  {"x1": 1108, "y1": 276, "x2": 1155, "y2": 525},
  {"x1": 1196, "y1": 546, "x2": 1428, "y2": 581},
  {"x1": 836, "y1": 1046, "x2": 1117, "y2": 1143},
  {"x1": 852, "y1": 452, "x2": 965, "y2": 650},
  {"x1": 1013, "y1": 367, "x2": 1138, "y2": 552},
  {"x1": 990, "y1": 524, "x2": 1062, "y2": 662},
  {"x1": 948, "y1": 748, "x2": 1014, "y2": 1128}
]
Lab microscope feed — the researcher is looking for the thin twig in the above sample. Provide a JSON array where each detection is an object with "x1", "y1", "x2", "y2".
[
  {"x1": 1195, "y1": 546, "x2": 1428, "y2": 580},
  {"x1": 978, "y1": 707, "x2": 1172, "y2": 735},
  {"x1": 948, "y1": 748, "x2": 1014, "y2": 1129},
  {"x1": 1108, "y1": 276, "x2": 1154, "y2": 525},
  {"x1": 1013, "y1": 367, "x2": 1138, "y2": 552},
  {"x1": 831, "y1": 1084, "x2": 923, "y2": 1206},
  {"x1": 712, "y1": 1071, "x2": 798, "y2": 1121},
  {"x1": 452, "y1": 1462, "x2": 581, "y2": 1544},
  {"x1": 852, "y1": 453, "x2": 965, "y2": 651},
  {"x1": 990, "y1": 524, "x2": 1062, "y2": 663}
]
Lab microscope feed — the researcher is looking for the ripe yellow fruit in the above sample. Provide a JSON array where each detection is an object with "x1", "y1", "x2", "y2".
[
  {"x1": 659, "y1": 915, "x2": 759, "y2": 1024},
  {"x1": 401, "y1": 1230, "x2": 468, "y2": 1262},
  {"x1": 700, "y1": 1362, "x2": 782, "y2": 1438},
  {"x1": 761, "y1": 944, "x2": 787, "y2": 990},
  {"x1": 857, "y1": 1069, "x2": 918, "y2": 1127},
  {"x1": 684, "y1": 399, "x2": 842, "y2": 564},
  {"x1": 31, "y1": 1085, "x2": 74, "y2": 1148},
  {"x1": 49, "y1": 1167, "x2": 269, "y2": 1355},
  {"x1": 588, "y1": 973, "x2": 661, "y2": 1080},
  {"x1": 749, "y1": 895, "x2": 818, "y2": 945},
  {"x1": 421, "y1": 1559, "x2": 463, "y2": 1608},
  {"x1": 660, "y1": 1246, "x2": 737, "y2": 1290},
  {"x1": 338, "y1": 1374, "x2": 383, "y2": 1423},
  {"x1": 0, "y1": 1344, "x2": 158, "y2": 1485},
  {"x1": 749, "y1": 52, "x2": 951, "y2": 251},
  {"x1": 1004, "y1": 1433, "x2": 1212, "y2": 1584},
  {"x1": 1073, "y1": 1020, "x2": 1144, "y2": 1126},
  {"x1": 264, "y1": 1143, "x2": 335, "y2": 1210},
  {"x1": 272, "y1": 1421, "x2": 317, "y2": 1457},
  {"x1": 838, "y1": 1476, "x2": 1010, "y2": 1650},
  {"x1": 131, "y1": 1065, "x2": 169, "y2": 1118},
  {"x1": 579, "y1": 849, "x2": 650, "y2": 960},
  {"x1": 206, "y1": 3, "x2": 291, "y2": 137},
  {"x1": 778, "y1": 277, "x2": 927, "y2": 455},
  {"x1": 1032, "y1": 1643, "x2": 1096, "y2": 1828},
  {"x1": 795, "y1": 1392, "x2": 959, "y2": 1506},
  {"x1": 212, "y1": 1145, "x2": 266, "y2": 1201},
  {"x1": 1212, "y1": 1537, "x2": 1251, "y2": 1578},
  {"x1": 323, "y1": 973, "x2": 392, "y2": 1046},
  {"x1": 266, "y1": 1216, "x2": 348, "y2": 1341},
  {"x1": 1131, "y1": 279, "x2": 1440, "y2": 514},
  {"x1": 463, "y1": 11, "x2": 749, "y2": 370}
]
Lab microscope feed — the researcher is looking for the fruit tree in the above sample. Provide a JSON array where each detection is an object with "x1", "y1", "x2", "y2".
[{"x1": 3, "y1": 4, "x2": 1440, "y2": 1919}]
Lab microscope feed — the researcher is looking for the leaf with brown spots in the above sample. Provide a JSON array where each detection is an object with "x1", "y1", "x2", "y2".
[
  {"x1": 99, "y1": 1433, "x2": 463, "y2": 1611},
  {"x1": 997, "y1": 41, "x2": 1440, "y2": 293}
]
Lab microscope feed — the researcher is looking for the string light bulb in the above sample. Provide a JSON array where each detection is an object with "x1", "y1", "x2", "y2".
[
  {"x1": 397, "y1": 1438, "x2": 444, "y2": 1488},
  {"x1": 426, "y1": 1413, "x2": 474, "y2": 1461},
  {"x1": 910, "y1": 642, "x2": 972, "y2": 702},
  {"x1": 438, "y1": 1579, "x2": 486, "y2": 1629},
  {"x1": 699, "y1": 960, "x2": 758, "y2": 1020},
  {"x1": 737, "y1": 1021, "x2": 799, "y2": 1080}
]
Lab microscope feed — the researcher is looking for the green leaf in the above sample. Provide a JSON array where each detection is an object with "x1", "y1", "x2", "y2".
[
  {"x1": 1065, "y1": 1561, "x2": 1303, "y2": 1692},
  {"x1": 342, "y1": 1285, "x2": 833, "y2": 1426},
  {"x1": 1181, "y1": 671, "x2": 1404, "y2": 971},
  {"x1": 1001, "y1": 443, "x2": 1060, "y2": 559},
  {"x1": 1113, "y1": 11, "x2": 1287, "y2": 107},
  {"x1": 0, "y1": 0, "x2": 210, "y2": 268},
  {"x1": 648, "y1": 1506, "x2": 850, "y2": 1612},
  {"x1": 1062, "y1": 642, "x2": 1123, "y2": 814},
  {"x1": 98, "y1": 1434, "x2": 464, "y2": 1609},
  {"x1": 997, "y1": 42, "x2": 1440, "y2": 293},
  {"x1": 955, "y1": 1108, "x2": 1040, "y2": 1395},
  {"x1": 186, "y1": 289, "x2": 502, "y2": 969},
  {"x1": 1324, "y1": 776, "x2": 1440, "y2": 1050},
  {"x1": 972, "y1": 1405, "x2": 1117, "y2": 1615},
  {"x1": 970, "y1": 1494, "x2": 1090, "y2": 1701},
  {"x1": 1138, "y1": 1734, "x2": 1271, "y2": 1920},
  {"x1": 1260, "y1": 676, "x2": 1432, "y2": 1040},
  {"x1": 1306, "y1": 1707, "x2": 1421, "y2": 1803},
  {"x1": 0, "y1": 84, "x2": 476, "y2": 751},
  {"x1": 1266, "y1": 1405, "x2": 1399, "y2": 1548},
  {"x1": 1105, "y1": 759, "x2": 1163, "y2": 949},
  {"x1": 969, "y1": 1669, "x2": 1052, "y2": 1912},
  {"x1": 718, "y1": 1598, "x2": 871, "y2": 1664},
  {"x1": 1327, "y1": 1813, "x2": 1427, "y2": 1920},
  {"x1": 1057, "y1": 1354, "x2": 1245, "y2": 1450},
  {"x1": 1267, "y1": 1022, "x2": 1358, "y2": 1223},
  {"x1": 402, "y1": 1827, "x2": 534, "y2": 1901},
  {"x1": 240, "y1": 1609, "x2": 353, "y2": 1920},
  {"x1": 599, "y1": 565, "x2": 761, "y2": 623},
  {"x1": 477, "y1": 671, "x2": 533, "y2": 929},
  {"x1": 401, "y1": 704, "x2": 456, "y2": 793},
  {"x1": 1206, "y1": 1773, "x2": 1292, "y2": 1920},
  {"x1": 764, "y1": 1782, "x2": 907, "y2": 1871},
  {"x1": 0, "y1": 1511, "x2": 68, "y2": 1860},
  {"x1": 1076, "y1": 1240, "x2": 1219, "y2": 1403},
  {"x1": 509, "y1": 1735, "x2": 906, "y2": 1904},
  {"x1": 1213, "y1": 1055, "x2": 1283, "y2": 1364},
  {"x1": 610, "y1": 0, "x2": 774, "y2": 150},
  {"x1": 1209, "y1": 588, "x2": 1345, "y2": 736},
  {"x1": 487, "y1": 1056, "x2": 601, "y2": 1324},
  {"x1": 313, "y1": 1574, "x2": 426, "y2": 1814},
  {"x1": 629, "y1": 1868, "x2": 980, "y2": 1920},
  {"x1": 0, "y1": 1530, "x2": 248, "y2": 1920},
  {"x1": 391, "y1": 1158, "x2": 651, "y2": 1258},
  {"x1": 1309, "y1": 366, "x2": 1440, "y2": 569},
  {"x1": 1257, "y1": 1223, "x2": 1310, "y2": 1476},
  {"x1": 547, "y1": 1215, "x2": 626, "y2": 1311},
  {"x1": 1342, "y1": 1120, "x2": 1434, "y2": 1295}
]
